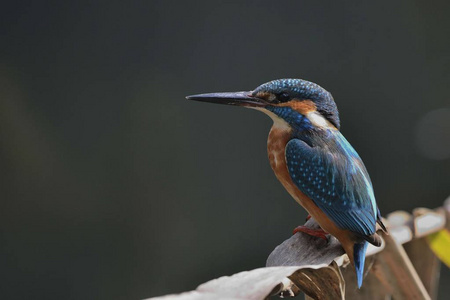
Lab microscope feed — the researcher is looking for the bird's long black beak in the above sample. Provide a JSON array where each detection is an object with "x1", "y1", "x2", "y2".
[{"x1": 186, "y1": 91, "x2": 267, "y2": 107}]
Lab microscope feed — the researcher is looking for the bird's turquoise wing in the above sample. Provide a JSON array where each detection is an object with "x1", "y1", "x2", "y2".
[{"x1": 285, "y1": 137, "x2": 377, "y2": 237}]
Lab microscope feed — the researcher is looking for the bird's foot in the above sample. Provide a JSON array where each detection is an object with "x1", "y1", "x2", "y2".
[{"x1": 293, "y1": 226, "x2": 328, "y2": 241}]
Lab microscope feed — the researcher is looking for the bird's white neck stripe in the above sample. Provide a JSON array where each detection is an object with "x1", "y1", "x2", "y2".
[{"x1": 307, "y1": 111, "x2": 334, "y2": 129}]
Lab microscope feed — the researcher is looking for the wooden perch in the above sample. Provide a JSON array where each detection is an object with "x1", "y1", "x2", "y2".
[
  {"x1": 148, "y1": 200, "x2": 449, "y2": 300},
  {"x1": 267, "y1": 218, "x2": 345, "y2": 267}
]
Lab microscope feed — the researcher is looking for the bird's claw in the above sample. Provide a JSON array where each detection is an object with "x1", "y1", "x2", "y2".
[{"x1": 293, "y1": 225, "x2": 328, "y2": 241}]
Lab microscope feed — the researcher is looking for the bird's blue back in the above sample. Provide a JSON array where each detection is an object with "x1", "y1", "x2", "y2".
[
  {"x1": 266, "y1": 105, "x2": 378, "y2": 238},
  {"x1": 286, "y1": 131, "x2": 377, "y2": 237}
]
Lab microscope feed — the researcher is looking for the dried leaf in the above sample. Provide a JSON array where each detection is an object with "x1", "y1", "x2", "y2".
[{"x1": 148, "y1": 266, "x2": 309, "y2": 300}]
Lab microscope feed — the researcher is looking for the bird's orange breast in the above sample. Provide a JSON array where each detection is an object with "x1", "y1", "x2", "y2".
[{"x1": 267, "y1": 125, "x2": 323, "y2": 216}]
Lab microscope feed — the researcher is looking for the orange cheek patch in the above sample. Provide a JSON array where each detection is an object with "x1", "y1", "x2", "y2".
[{"x1": 276, "y1": 100, "x2": 317, "y2": 114}]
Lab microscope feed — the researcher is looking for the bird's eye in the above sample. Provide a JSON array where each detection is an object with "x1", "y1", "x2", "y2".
[{"x1": 278, "y1": 92, "x2": 290, "y2": 102}]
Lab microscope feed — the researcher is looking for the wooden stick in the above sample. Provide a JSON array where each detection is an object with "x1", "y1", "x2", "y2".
[
  {"x1": 403, "y1": 238, "x2": 440, "y2": 300},
  {"x1": 371, "y1": 232, "x2": 431, "y2": 300}
]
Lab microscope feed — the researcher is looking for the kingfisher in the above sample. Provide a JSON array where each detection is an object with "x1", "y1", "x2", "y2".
[{"x1": 187, "y1": 79, "x2": 386, "y2": 288}]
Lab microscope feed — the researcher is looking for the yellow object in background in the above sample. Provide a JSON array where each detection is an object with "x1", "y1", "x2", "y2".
[{"x1": 427, "y1": 229, "x2": 450, "y2": 268}]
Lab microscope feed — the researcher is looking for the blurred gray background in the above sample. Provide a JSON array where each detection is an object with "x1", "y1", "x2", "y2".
[{"x1": 1, "y1": 1, "x2": 449, "y2": 299}]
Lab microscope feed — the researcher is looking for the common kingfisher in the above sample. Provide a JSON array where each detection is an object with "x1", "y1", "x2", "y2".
[{"x1": 187, "y1": 79, "x2": 386, "y2": 288}]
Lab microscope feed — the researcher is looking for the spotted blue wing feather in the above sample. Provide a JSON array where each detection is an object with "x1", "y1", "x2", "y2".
[{"x1": 285, "y1": 136, "x2": 377, "y2": 237}]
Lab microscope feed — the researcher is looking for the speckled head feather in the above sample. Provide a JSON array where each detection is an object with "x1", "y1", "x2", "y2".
[{"x1": 252, "y1": 79, "x2": 340, "y2": 129}]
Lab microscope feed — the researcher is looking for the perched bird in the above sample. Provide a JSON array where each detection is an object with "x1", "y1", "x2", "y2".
[{"x1": 187, "y1": 79, "x2": 386, "y2": 288}]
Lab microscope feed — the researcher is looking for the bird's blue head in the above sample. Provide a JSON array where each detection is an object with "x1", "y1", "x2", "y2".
[{"x1": 187, "y1": 78, "x2": 340, "y2": 131}]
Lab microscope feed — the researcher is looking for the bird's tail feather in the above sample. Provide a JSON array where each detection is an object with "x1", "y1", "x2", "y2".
[{"x1": 353, "y1": 241, "x2": 368, "y2": 288}]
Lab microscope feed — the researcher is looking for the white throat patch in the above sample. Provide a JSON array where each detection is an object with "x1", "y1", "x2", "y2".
[{"x1": 252, "y1": 107, "x2": 291, "y2": 130}]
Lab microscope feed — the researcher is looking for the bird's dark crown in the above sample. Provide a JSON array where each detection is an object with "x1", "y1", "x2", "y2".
[{"x1": 252, "y1": 79, "x2": 340, "y2": 129}]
